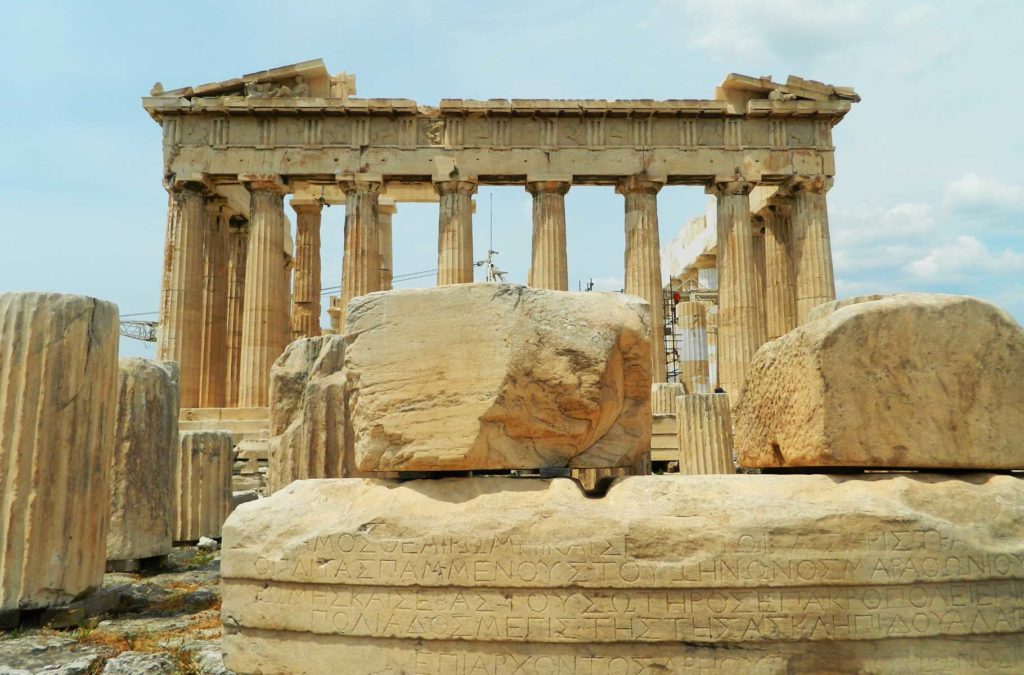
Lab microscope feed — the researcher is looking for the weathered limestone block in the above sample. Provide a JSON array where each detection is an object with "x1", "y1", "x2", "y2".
[
  {"x1": 222, "y1": 474, "x2": 1024, "y2": 673},
  {"x1": 736, "y1": 293, "x2": 1024, "y2": 468},
  {"x1": 174, "y1": 431, "x2": 232, "y2": 542},
  {"x1": 266, "y1": 335, "x2": 380, "y2": 494},
  {"x1": 677, "y1": 393, "x2": 735, "y2": 474},
  {"x1": 348, "y1": 284, "x2": 652, "y2": 471},
  {"x1": 107, "y1": 359, "x2": 178, "y2": 563},
  {"x1": 0, "y1": 292, "x2": 119, "y2": 611}
]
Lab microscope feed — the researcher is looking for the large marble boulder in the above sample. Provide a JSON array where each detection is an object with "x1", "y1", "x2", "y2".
[
  {"x1": 0, "y1": 292, "x2": 119, "y2": 611},
  {"x1": 346, "y1": 283, "x2": 652, "y2": 471},
  {"x1": 106, "y1": 358, "x2": 179, "y2": 564},
  {"x1": 736, "y1": 293, "x2": 1024, "y2": 468},
  {"x1": 221, "y1": 474, "x2": 1024, "y2": 673}
]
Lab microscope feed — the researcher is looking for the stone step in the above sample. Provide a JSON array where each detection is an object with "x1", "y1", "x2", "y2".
[
  {"x1": 178, "y1": 419, "x2": 269, "y2": 435},
  {"x1": 180, "y1": 407, "x2": 269, "y2": 422},
  {"x1": 236, "y1": 438, "x2": 270, "y2": 461}
]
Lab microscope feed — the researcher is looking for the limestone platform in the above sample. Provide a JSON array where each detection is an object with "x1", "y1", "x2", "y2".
[{"x1": 221, "y1": 474, "x2": 1024, "y2": 673}]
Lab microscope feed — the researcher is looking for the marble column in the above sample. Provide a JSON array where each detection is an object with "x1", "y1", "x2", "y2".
[
  {"x1": 377, "y1": 198, "x2": 396, "y2": 291},
  {"x1": 435, "y1": 180, "x2": 477, "y2": 285},
  {"x1": 786, "y1": 175, "x2": 837, "y2": 323},
  {"x1": 224, "y1": 216, "x2": 248, "y2": 408},
  {"x1": 617, "y1": 176, "x2": 666, "y2": 383},
  {"x1": 156, "y1": 181, "x2": 207, "y2": 408},
  {"x1": 238, "y1": 177, "x2": 289, "y2": 408},
  {"x1": 752, "y1": 215, "x2": 769, "y2": 344},
  {"x1": 526, "y1": 181, "x2": 570, "y2": 290},
  {"x1": 763, "y1": 199, "x2": 798, "y2": 339},
  {"x1": 707, "y1": 180, "x2": 761, "y2": 401},
  {"x1": 198, "y1": 198, "x2": 229, "y2": 408},
  {"x1": 290, "y1": 199, "x2": 322, "y2": 339},
  {"x1": 339, "y1": 178, "x2": 382, "y2": 326},
  {"x1": 676, "y1": 393, "x2": 735, "y2": 475},
  {"x1": 676, "y1": 301, "x2": 710, "y2": 394}
]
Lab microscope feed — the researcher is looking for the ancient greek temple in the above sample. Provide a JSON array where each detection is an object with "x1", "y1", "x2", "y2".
[{"x1": 143, "y1": 59, "x2": 858, "y2": 408}]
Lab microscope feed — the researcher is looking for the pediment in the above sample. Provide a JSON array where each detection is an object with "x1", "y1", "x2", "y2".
[{"x1": 149, "y1": 58, "x2": 355, "y2": 100}]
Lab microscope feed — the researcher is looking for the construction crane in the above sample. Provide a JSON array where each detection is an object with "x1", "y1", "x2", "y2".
[
  {"x1": 475, "y1": 193, "x2": 508, "y2": 282},
  {"x1": 120, "y1": 321, "x2": 159, "y2": 342}
]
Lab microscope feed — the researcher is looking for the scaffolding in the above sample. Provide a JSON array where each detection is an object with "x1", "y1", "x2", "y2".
[{"x1": 663, "y1": 290, "x2": 680, "y2": 383}]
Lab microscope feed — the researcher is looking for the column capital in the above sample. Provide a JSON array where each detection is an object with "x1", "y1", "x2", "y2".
[
  {"x1": 615, "y1": 175, "x2": 664, "y2": 195},
  {"x1": 336, "y1": 173, "x2": 384, "y2": 195},
  {"x1": 377, "y1": 197, "x2": 397, "y2": 216},
  {"x1": 290, "y1": 198, "x2": 324, "y2": 215},
  {"x1": 780, "y1": 174, "x2": 833, "y2": 194},
  {"x1": 526, "y1": 180, "x2": 571, "y2": 196},
  {"x1": 706, "y1": 180, "x2": 756, "y2": 197},
  {"x1": 433, "y1": 180, "x2": 478, "y2": 196},
  {"x1": 165, "y1": 173, "x2": 214, "y2": 194},
  {"x1": 239, "y1": 174, "x2": 288, "y2": 194}
]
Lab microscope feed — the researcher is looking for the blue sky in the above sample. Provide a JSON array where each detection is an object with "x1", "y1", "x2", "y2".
[{"x1": 1, "y1": 0, "x2": 1021, "y2": 359}]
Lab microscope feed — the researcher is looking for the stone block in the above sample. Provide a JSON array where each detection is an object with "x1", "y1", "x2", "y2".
[
  {"x1": 174, "y1": 431, "x2": 232, "y2": 542},
  {"x1": 677, "y1": 393, "x2": 735, "y2": 474},
  {"x1": 735, "y1": 293, "x2": 1024, "y2": 468},
  {"x1": 0, "y1": 292, "x2": 119, "y2": 611},
  {"x1": 107, "y1": 358, "x2": 178, "y2": 563},
  {"x1": 222, "y1": 474, "x2": 1024, "y2": 673},
  {"x1": 267, "y1": 335, "x2": 368, "y2": 494},
  {"x1": 651, "y1": 382, "x2": 686, "y2": 414},
  {"x1": 347, "y1": 284, "x2": 652, "y2": 471}
]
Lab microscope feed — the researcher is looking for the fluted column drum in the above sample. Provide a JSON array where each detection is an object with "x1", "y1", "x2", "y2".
[
  {"x1": 199, "y1": 199, "x2": 229, "y2": 407},
  {"x1": 378, "y1": 199, "x2": 396, "y2": 291},
  {"x1": 435, "y1": 181, "x2": 477, "y2": 286},
  {"x1": 676, "y1": 301, "x2": 710, "y2": 393},
  {"x1": 225, "y1": 217, "x2": 249, "y2": 407},
  {"x1": 617, "y1": 176, "x2": 666, "y2": 383},
  {"x1": 157, "y1": 182, "x2": 207, "y2": 408},
  {"x1": 764, "y1": 200, "x2": 798, "y2": 339},
  {"x1": 676, "y1": 393, "x2": 735, "y2": 475},
  {"x1": 291, "y1": 199, "x2": 323, "y2": 339},
  {"x1": 789, "y1": 175, "x2": 837, "y2": 323},
  {"x1": 526, "y1": 181, "x2": 570, "y2": 291},
  {"x1": 174, "y1": 431, "x2": 233, "y2": 542},
  {"x1": 0, "y1": 292, "x2": 119, "y2": 611},
  {"x1": 239, "y1": 181, "x2": 289, "y2": 407},
  {"x1": 708, "y1": 181, "x2": 761, "y2": 401}
]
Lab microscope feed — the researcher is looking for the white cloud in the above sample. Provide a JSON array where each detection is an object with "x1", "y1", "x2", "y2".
[
  {"x1": 906, "y1": 235, "x2": 1024, "y2": 282},
  {"x1": 944, "y1": 173, "x2": 1024, "y2": 211}
]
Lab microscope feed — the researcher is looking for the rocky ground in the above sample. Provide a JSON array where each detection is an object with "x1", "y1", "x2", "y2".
[{"x1": 0, "y1": 547, "x2": 228, "y2": 675}]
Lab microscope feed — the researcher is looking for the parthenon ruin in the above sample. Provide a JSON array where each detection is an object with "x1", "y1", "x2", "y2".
[{"x1": 144, "y1": 59, "x2": 858, "y2": 408}]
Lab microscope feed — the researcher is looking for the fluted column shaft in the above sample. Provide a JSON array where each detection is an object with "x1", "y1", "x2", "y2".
[
  {"x1": 435, "y1": 181, "x2": 477, "y2": 285},
  {"x1": 224, "y1": 218, "x2": 248, "y2": 408},
  {"x1": 763, "y1": 201, "x2": 798, "y2": 338},
  {"x1": 339, "y1": 179, "x2": 383, "y2": 327},
  {"x1": 291, "y1": 200, "x2": 322, "y2": 339},
  {"x1": 676, "y1": 393, "x2": 735, "y2": 475},
  {"x1": 708, "y1": 181, "x2": 761, "y2": 400},
  {"x1": 676, "y1": 301, "x2": 710, "y2": 394},
  {"x1": 156, "y1": 182, "x2": 207, "y2": 408},
  {"x1": 239, "y1": 180, "x2": 289, "y2": 408},
  {"x1": 526, "y1": 181, "x2": 570, "y2": 290},
  {"x1": 788, "y1": 176, "x2": 837, "y2": 322},
  {"x1": 752, "y1": 217, "x2": 769, "y2": 344},
  {"x1": 617, "y1": 176, "x2": 666, "y2": 383},
  {"x1": 198, "y1": 200, "x2": 229, "y2": 407},
  {"x1": 378, "y1": 199, "x2": 396, "y2": 291}
]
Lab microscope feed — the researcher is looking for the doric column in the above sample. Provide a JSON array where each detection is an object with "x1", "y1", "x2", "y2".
[
  {"x1": 339, "y1": 177, "x2": 383, "y2": 327},
  {"x1": 676, "y1": 301, "x2": 710, "y2": 394},
  {"x1": 224, "y1": 216, "x2": 248, "y2": 408},
  {"x1": 290, "y1": 199, "x2": 322, "y2": 339},
  {"x1": 156, "y1": 180, "x2": 207, "y2": 408},
  {"x1": 377, "y1": 198, "x2": 396, "y2": 291},
  {"x1": 706, "y1": 305, "x2": 719, "y2": 389},
  {"x1": 435, "y1": 180, "x2": 477, "y2": 285},
  {"x1": 707, "y1": 180, "x2": 761, "y2": 401},
  {"x1": 526, "y1": 180, "x2": 570, "y2": 290},
  {"x1": 617, "y1": 176, "x2": 666, "y2": 383},
  {"x1": 763, "y1": 199, "x2": 798, "y2": 339},
  {"x1": 751, "y1": 215, "x2": 769, "y2": 344},
  {"x1": 785, "y1": 175, "x2": 837, "y2": 323},
  {"x1": 238, "y1": 176, "x2": 289, "y2": 408},
  {"x1": 280, "y1": 217, "x2": 294, "y2": 346},
  {"x1": 198, "y1": 198, "x2": 229, "y2": 408}
]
